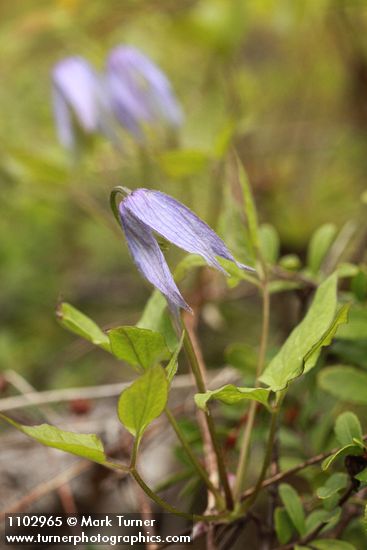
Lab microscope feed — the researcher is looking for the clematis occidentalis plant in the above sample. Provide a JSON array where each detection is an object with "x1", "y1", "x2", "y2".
[{"x1": 112, "y1": 187, "x2": 255, "y2": 313}]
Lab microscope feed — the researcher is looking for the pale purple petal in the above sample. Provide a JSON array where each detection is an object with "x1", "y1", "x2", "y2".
[
  {"x1": 52, "y1": 56, "x2": 119, "y2": 149},
  {"x1": 123, "y1": 189, "x2": 255, "y2": 273},
  {"x1": 120, "y1": 203, "x2": 191, "y2": 312},
  {"x1": 104, "y1": 71, "x2": 146, "y2": 138},
  {"x1": 52, "y1": 87, "x2": 74, "y2": 149},
  {"x1": 107, "y1": 48, "x2": 152, "y2": 121},
  {"x1": 106, "y1": 46, "x2": 183, "y2": 129},
  {"x1": 117, "y1": 47, "x2": 183, "y2": 126},
  {"x1": 52, "y1": 57, "x2": 101, "y2": 135}
]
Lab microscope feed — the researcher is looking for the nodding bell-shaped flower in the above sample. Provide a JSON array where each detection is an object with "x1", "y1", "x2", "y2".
[
  {"x1": 52, "y1": 57, "x2": 110, "y2": 149},
  {"x1": 116, "y1": 188, "x2": 255, "y2": 313},
  {"x1": 106, "y1": 46, "x2": 183, "y2": 137}
]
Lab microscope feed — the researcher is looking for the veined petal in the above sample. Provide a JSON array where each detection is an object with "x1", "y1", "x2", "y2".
[
  {"x1": 123, "y1": 189, "x2": 255, "y2": 274},
  {"x1": 119, "y1": 47, "x2": 183, "y2": 126},
  {"x1": 104, "y1": 71, "x2": 146, "y2": 138},
  {"x1": 120, "y1": 204, "x2": 191, "y2": 312}
]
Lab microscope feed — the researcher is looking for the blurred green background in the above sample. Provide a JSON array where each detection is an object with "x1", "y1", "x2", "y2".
[{"x1": 1, "y1": 0, "x2": 366, "y2": 389}]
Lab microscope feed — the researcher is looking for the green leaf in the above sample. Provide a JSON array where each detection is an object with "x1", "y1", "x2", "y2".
[
  {"x1": 335, "y1": 412, "x2": 363, "y2": 447},
  {"x1": 305, "y1": 508, "x2": 341, "y2": 533},
  {"x1": 108, "y1": 326, "x2": 171, "y2": 372},
  {"x1": 336, "y1": 307, "x2": 367, "y2": 340},
  {"x1": 279, "y1": 483, "x2": 306, "y2": 535},
  {"x1": 218, "y1": 257, "x2": 259, "y2": 286},
  {"x1": 336, "y1": 263, "x2": 359, "y2": 279},
  {"x1": 307, "y1": 223, "x2": 337, "y2": 274},
  {"x1": 137, "y1": 254, "x2": 207, "y2": 352},
  {"x1": 268, "y1": 280, "x2": 302, "y2": 294},
  {"x1": 274, "y1": 507, "x2": 294, "y2": 544},
  {"x1": 304, "y1": 304, "x2": 350, "y2": 373},
  {"x1": 260, "y1": 274, "x2": 347, "y2": 391},
  {"x1": 117, "y1": 365, "x2": 168, "y2": 442},
  {"x1": 217, "y1": 184, "x2": 255, "y2": 270},
  {"x1": 312, "y1": 540, "x2": 356, "y2": 550},
  {"x1": 322, "y1": 493, "x2": 341, "y2": 512},
  {"x1": 279, "y1": 254, "x2": 302, "y2": 271},
  {"x1": 194, "y1": 384, "x2": 271, "y2": 412},
  {"x1": 56, "y1": 302, "x2": 110, "y2": 352},
  {"x1": 0, "y1": 414, "x2": 111, "y2": 466},
  {"x1": 322, "y1": 444, "x2": 363, "y2": 471},
  {"x1": 173, "y1": 254, "x2": 207, "y2": 281},
  {"x1": 157, "y1": 149, "x2": 209, "y2": 178},
  {"x1": 355, "y1": 468, "x2": 367, "y2": 482},
  {"x1": 351, "y1": 269, "x2": 367, "y2": 301},
  {"x1": 213, "y1": 121, "x2": 235, "y2": 159},
  {"x1": 259, "y1": 223, "x2": 280, "y2": 264},
  {"x1": 137, "y1": 290, "x2": 177, "y2": 352},
  {"x1": 236, "y1": 155, "x2": 259, "y2": 251},
  {"x1": 317, "y1": 473, "x2": 348, "y2": 499},
  {"x1": 166, "y1": 330, "x2": 185, "y2": 384},
  {"x1": 6, "y1": 146, "x2": 68, "y2": 184},
  {"x1": 318, "y1": 365, "x2": 367, "y2": 405}
]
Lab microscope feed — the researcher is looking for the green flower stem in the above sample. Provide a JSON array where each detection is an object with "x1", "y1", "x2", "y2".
[
  {"x1": 233, "y1": 399, "x2": 257, "y2": 500},
  {"x1": 181, "y1": 322, "x2": 234, "y2": 511},
  {"x1": 130, "y1": 468, "x2": 228, "y2": 523},
  {"x1": 234, "y1": 276, "x2": 270, "y2": 500},
  {"x1": 130, "y1": 436, "x2": 140, "y2": 470},
  {"x1": 240, "y1": 395, "x2": 283, "y2": 513},
  {"x1": 165, "y1": 406, "x2": 225, "y2": 508},
  {"x1": 109, "y1": 186, "x2": 131, "y2": 225}
]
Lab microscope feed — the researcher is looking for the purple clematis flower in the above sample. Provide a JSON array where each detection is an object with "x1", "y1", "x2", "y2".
[
  {"x1": 106, "y1": 46, "x2": 183, "y2": 137},
  {"x1": 52, "y1": 56, "x2": 110, "y2": 149},
  {"x1": 118, "y1": 189, "x2": 255, "y2": 312}
]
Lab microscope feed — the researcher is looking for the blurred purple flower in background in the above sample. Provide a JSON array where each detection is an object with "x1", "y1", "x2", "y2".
[
  {"x1": 52, "y1": 57, "x2": 110, "y2": 149},
  {"x1": 118, "y1": 189, "x2": 255, "y2": 312},
  {"x1": 52, "y1": 46, "x2": 183, "y2": 149},
  {"x1": 106, "y1": 46, "x2": 183, "y2": 136}
]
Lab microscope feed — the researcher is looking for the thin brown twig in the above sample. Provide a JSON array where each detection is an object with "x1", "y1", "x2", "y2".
[
  {"x1": 0, "y1": 369, "x2": 237, "y2": 413},
  {"x1": 328, "y1": 504, "x2": 360, "y2": 539},
  {"x1": 1, "y1": 461, "x2": 92, "y2": 515},
  {"x1": 4, "y1": 371, "x2": 59, "y2": 422},
  {"x1": 263, "y1": 437, "x2": 280, "y2": 550},
  {"x1": 241, "y1": 433, "x2": 367, "y2": 501}
]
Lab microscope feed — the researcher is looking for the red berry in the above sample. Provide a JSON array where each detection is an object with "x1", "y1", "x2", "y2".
[{"x1": 69, "y1": 398, "x2": 91, "y2": 415}]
